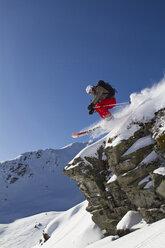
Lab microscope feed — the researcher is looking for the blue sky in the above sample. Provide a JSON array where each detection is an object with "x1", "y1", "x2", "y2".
[{"x1": 0, "y1": 0, "x2": 165, "y2": 161}]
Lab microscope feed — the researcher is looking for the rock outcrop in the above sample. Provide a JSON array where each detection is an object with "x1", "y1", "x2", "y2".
[{"x1": 63, "y1": 108, "x2": 165, "y2": 236}]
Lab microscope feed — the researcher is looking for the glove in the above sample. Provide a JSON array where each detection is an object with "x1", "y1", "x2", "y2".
[
  {"x1": 88, "y1": 103, "x2": 95, "y2": 111},
  {"x1": 89, "y1": 109, "x2": 95, "y2": 115}
]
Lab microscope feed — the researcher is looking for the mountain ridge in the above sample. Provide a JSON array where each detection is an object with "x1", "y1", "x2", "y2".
[{"x1": 0, "y1": 142, "x2": 87, "y2": 223}]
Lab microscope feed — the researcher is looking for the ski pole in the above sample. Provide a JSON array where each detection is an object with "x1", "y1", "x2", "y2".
[{"x1": 95, "y1": 101, "x2": 129, "y2": 109}]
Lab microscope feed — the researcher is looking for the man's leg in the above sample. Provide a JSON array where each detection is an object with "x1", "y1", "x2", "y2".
[{"x1": 95, "y1": 98, "x2": 116, "y2": 119}]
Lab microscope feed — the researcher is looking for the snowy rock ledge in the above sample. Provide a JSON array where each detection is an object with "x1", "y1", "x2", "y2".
[{"x1": 63, "y1": 80, "x2": 165, "y2": 237}]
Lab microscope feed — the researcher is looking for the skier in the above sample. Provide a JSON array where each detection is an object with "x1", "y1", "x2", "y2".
[{"x1": 86, "y1": 80, "x2": 116, "y2": 119}]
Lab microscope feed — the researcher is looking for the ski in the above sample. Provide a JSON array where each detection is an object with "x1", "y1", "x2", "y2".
[{"x1": 72, "y1": 126, "x2": 100, "y2": 138}]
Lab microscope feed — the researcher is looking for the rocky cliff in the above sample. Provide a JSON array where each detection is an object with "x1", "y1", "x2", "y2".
[{"x1": 63, "y1": 80, "x2": 165, "y2": 236}]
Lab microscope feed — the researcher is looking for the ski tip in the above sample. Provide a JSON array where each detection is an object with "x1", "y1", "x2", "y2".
[
  {"x1": 72, "y1": 135, "x2": 78, "y2": 138},
  {"x1": 72, "y1": 126, "x2": 100, "y2": 138},
  {"x1": 72, "y1": 133, "x2": 79, "y2": 138},
  {"x1": 72, "y1": 131, "x2": 89, "y2": 138}
]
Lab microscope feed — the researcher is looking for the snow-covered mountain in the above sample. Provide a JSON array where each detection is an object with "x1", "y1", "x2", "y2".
[
  {"x1": 1, "y1": 78, "x2": 165, "y2": 248},
  {"x1": 0, "y1": 142, "x2": 87, "y2": 223}
]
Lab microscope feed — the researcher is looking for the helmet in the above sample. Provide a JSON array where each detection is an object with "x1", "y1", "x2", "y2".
[{"x1": 86, "y1": 85, "x2": 93, "y2": 94}]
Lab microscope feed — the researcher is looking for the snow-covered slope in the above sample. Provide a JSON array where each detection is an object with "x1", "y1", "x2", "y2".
[
  {"x1": 86, "y1": 218, "x2": 165, "y2": 248},
  {"x1": 0, "y1": 143, "x2": 87, "y2": 223},
  {"x1": 33, "y1": 201, "x2": 104, "y2": 248},
  {"x1": 1, "y1": 200, "x2": 165, "y2": 248},
  {"x1": 0, "y1": 201, "x2": 104, "y2": 248},
  {"x1": 0, "y1": 211, "x2": 58, "y2": 248}
]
